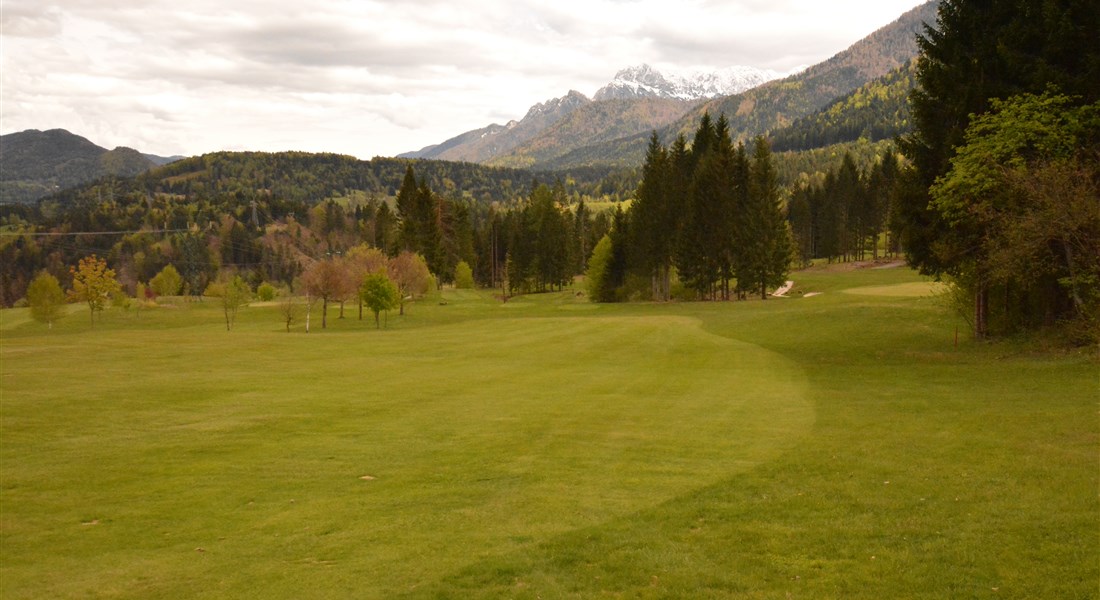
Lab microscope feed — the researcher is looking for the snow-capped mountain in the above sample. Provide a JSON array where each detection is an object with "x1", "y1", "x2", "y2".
[{"x1": 593, "y1": 63, "x2": 791, "y2": 101}]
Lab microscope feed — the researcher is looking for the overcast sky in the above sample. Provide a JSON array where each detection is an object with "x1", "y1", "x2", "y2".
[{"x1": 2, "y1": 0, "x2": 928, "y2": 159}]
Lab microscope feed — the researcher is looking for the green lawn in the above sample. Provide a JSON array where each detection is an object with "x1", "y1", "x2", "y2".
[{"x1": 1, "y1": 266, "x2": 1096, "y2": 598}]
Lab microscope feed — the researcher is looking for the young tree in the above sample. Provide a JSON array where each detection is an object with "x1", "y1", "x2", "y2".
[
  {"x1": 149, "y1": 264, "x2": 182, "y2": 297},
  {"x1": 360, "y1": 271, "x2": 400, "y2": 328},
  {"x1": 346, "y1": 244, "x2": 388, "y2": 319},
  {"x1": 220, "y1": 276, "x2": 251, "y2": 331},
  {"x1": 388, "y1": 251, "x2": 431, "y2": 315},
  {"x1": 301, "y1": 258, "x2": 347, "y2": 329},
  {"x1": 454, "y1": 260, "x2": 474, "y2": 289},
  {"x1": 27, "y1": 271, "x2": 66, "y2": 329},
  {"x1": 585, "y1": 234, "x2": 614, "y2": 302},
  {"x1": 69, "y1": 254, "x2": 122, "y2": 326},
  {"x1": 279, "y1": 294, "x2": 298, "y2": 333}
]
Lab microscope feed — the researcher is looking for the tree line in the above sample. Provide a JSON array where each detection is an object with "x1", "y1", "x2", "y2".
[
  {"x1": 788, "y1": 149, "x2": 902, "y2": 265},
  {"x1": 587, "y1": 115, "x2": 793, "y2": 302},
  {"x1": 894, "y1": 0, "x2": 1099, "y2": 341}
]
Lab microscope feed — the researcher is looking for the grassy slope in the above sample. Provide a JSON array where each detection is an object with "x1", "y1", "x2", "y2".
[{"x1": 1, "y1": 266, "x2": 1096, "y2": 598}]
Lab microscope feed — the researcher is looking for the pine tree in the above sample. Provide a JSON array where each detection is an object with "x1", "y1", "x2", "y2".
[
  {"x1": 745, "y1": 137, "x2": 793, "y2": 299},
  {"x1": 395, "y1": 165, "x2": 419, "y2": 252},
  {"x1": 676, "y1": 117, "x2": 725, "y2": 299},
  {"x1": 632, "y1": 132, "x2": 673, "y2": 300}
]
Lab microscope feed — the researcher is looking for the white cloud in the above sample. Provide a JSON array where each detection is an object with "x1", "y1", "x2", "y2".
[{"x1": 1, "y1": 0, "x2": 931, "y2": 158}]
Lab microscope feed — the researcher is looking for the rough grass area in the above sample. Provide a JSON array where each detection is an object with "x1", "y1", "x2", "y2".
[{"x1": 1, "y1": 266, "x2": 1096, "y2": 598}]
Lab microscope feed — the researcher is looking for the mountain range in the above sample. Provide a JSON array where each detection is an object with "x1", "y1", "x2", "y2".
[
  {"x1": 593, "y1": 64, "x2": 793, "y2": 101},
  {"x1": 399, "y1": 62, "x2": 791, "y2": 163},
  {"x1": 2, "y1": 1, "x2": 939, "y2": 205},
  {"x1": 405, "y1": 0, "x2": 938, "y2": 171}
]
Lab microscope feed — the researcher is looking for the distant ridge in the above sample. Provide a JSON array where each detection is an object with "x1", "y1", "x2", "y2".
[{"x1": 0, "y1": 128, "x2": 183, "y2": 203}]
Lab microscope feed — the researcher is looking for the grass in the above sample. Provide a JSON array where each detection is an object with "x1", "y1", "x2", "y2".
[{"x1": 1, "y1": 266, "x2": 1096, "y2": 598}]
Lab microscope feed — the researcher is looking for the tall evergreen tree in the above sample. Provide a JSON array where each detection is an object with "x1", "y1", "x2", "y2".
[
  {"x1": 395, "y1": 165, "x2": 420, "y2": 252},
  {"x1": 745, "y1": 136, "x2": 793, "y2": 299},
  {"x1": 676, "y1": 117, "x2": 727, "y2": 299},
  {"x1": 728, "y1": 142, "x2": 752, "y2": 299},
  {"x1": 632, "y1": 132, "x2": 673, "y2": 300}
]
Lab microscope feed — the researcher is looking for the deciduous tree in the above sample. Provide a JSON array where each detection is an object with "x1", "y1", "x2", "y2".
[
  {"x1": 302, "y1": 258, "x2": 347, "y2": 329},
  {"x1": 69, "y1": 254, "x2": 121, "y2": 326},
  {"x1": 360, "y1": 272, "x2": 400, "y2": 328},
  {"x1": 149, "y1": 264, "x2": 182, "y2": 297},
  {"x1": 27, "y1": 271, "x2": 65, "y2": 329},
  {"x1": 454, "y1": 260, "x2": 474, "y2": 289},
  {"x1": 387, "y1": 251, "x2": 430, "y2": 315}
]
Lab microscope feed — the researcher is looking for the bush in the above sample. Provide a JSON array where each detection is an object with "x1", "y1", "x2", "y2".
[
  {"x1": 256, "y1": 282, "x2": 278, "y2": 301},
  {"x1": 150, "y1": 264, "x2": 182, "y2": 297}
]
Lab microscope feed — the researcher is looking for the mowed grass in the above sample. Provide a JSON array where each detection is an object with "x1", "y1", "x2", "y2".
[{"x1": 1, "y1": 266, "x2": 1096, "y2": 598}]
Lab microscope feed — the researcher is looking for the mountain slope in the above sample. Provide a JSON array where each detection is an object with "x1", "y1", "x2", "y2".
[
  {"x1": 399, "y1": 91, "x2": 591, "y2": 162},
  {"x1": 769, "y1": 59, "x2": 917, "y2": 152},
  {"x1": 403, "y1": 63, "x2": 787, "y2": 165},
  {"x1": 0, "y1": 129, "x2": 163, "y2": 203},
  {"x1": 537, "y1": 0, "x2": 939, "y2": 170},
  {"x1": 487, "y1": 97, "x2": 694, "y2": 169}
]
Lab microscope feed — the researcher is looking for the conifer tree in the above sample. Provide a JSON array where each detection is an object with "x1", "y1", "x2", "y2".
[
  {"x1": 632, "y1": 132, "x2": 673, "y2": 300},
  {"x1": 745, "y1": 136, "x2": 793, "y2": 299},
  {"x1": 676, "y1": 117, "x2": 726, "y2": 299},
  {"x1": 395, "y1": 165, "x2": 420, "y2": 252}
]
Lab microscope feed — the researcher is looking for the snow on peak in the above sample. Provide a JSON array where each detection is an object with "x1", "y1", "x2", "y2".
[{"x1": 594, "y1": 63, "x2": 791, "y2": 101}]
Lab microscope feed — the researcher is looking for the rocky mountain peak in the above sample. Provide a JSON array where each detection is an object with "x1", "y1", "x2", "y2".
[{"x1": 594, "y1": 63, "x2": 788, "y2": 101}]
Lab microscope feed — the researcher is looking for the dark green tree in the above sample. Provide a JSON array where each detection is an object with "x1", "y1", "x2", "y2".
[
  {"x1": 744, "y1": 136, "x2": 793, "y2": 299},
  {"x1": 632, "y1": 132, "x2": 674, "y2": 300},
  {"x1": 395, "y1": 165, "x2": 420, "y2": 252}
]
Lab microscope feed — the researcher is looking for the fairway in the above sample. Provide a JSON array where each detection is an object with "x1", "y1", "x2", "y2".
[{"x1": 1, "y1": 266, "x2": 1096, "y2": 598}]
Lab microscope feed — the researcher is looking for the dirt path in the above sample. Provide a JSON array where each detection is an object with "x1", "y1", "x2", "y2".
[{"x1": 771, "y1": 280, "x2": 795, "y2": 297}]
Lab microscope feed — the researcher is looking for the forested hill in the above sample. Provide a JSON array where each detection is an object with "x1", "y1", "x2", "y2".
[
  {"x1": 0, "y1": 129, "x2": 162, "y2": 204},
  {"x1": 768, "y1": 60, "x2": 916, "y2": 152},
  {"x1": 536, "y1": 0, "x2": 938, "y2": 170},
  {"x1": 39, "y1": 151, "x2": 638, "y2": 210}
]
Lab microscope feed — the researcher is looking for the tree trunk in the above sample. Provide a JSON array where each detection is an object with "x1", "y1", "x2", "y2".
[
  {"x1": 322, "y1": 297, "x2": 328, "y2": 329},
  {"x1": 1062, "y1": 240, "x2": 1085, "y2": 312},
  {"x1": 974, "y1": 283, "x2": 988, "y2": 339}
]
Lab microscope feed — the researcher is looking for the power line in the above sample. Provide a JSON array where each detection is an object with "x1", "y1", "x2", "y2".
[{"x1": 0, "y1": 228, "x2": 191, "y2": 237}]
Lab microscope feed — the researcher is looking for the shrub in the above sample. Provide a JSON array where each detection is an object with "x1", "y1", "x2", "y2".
[{"x1": 256, "y1": 282, "x2": 278, "y2": 301}]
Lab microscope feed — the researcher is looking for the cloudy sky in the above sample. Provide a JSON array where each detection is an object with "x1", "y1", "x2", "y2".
[{"x1": 2, "y1": 0, "x2": 928, "y2": 159}]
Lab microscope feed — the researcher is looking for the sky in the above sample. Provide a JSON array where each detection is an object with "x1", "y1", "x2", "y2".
[{"x1": 1, "y1": 0, "x2": 929, "y2": 160}]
